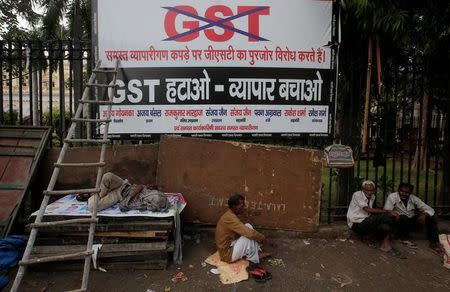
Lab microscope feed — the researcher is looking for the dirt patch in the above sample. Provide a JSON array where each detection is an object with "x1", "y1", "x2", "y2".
[{"x1": 7, "y1": 231, "x2": 449, "y2": 292}]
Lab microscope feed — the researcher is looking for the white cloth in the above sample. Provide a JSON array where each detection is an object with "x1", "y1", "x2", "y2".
[
  {"x1": 384, "y1": 192, "x2": 435, "y2": 218},
  {"x1": 346, "y1": 190, "x2": 375, "y2": 228},
  {"x1": 231, "y1": 223, "x2": 260, "y2": 263}
]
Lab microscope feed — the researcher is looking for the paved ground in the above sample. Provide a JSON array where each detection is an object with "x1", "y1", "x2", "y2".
[{"x1": 6, "y1": 228, "x2": 450, "y2": 292}]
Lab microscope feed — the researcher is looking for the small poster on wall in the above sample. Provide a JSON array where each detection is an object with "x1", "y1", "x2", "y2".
[{"x1": 323, "y1": 144, "x2": 354, "y2": 168}]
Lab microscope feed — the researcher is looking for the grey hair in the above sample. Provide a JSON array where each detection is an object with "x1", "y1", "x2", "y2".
[{"x1": 362, "y1": 180, "x2": 375, "y2": 188}]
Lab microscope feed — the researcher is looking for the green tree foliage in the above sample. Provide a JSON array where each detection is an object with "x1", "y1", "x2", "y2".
[
  {"x1": 340, "y1": 0, "x2": 449, "y2": 98},
  {"x1": 0, "y1": 1, "x2": 39, "y2": 37},
  {"x1": 38, "y1": 0, "x2": 90, "y2": 40}
]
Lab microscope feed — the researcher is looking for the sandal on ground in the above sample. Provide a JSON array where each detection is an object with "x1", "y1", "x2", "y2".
[
  {"x1": 253, "y1": 267, "x2": 272, "y2": 280},
  {"x1": 400, "y1": 240, "x2": 418, "y2": 249},
  {"x1": 246, "y1": 262, "x2": 261, "y2": 272},
  {"x1": 383, "y1": 249, "x2": 407, "y2": 259},
  {"x1": 75, "y1": 193, "x2": 90, "y2": 202},
  {"x1": 248, "y1": 268, "x2": 270, "y2": 283}
]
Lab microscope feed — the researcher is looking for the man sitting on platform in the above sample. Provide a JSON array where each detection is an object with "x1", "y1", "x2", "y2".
[
  {"x1": 76, "y1": 172, "x2": 168, "y2": 212},
  {"x1": 215, "y1": 194, "x2": 269, "y2": 267}
]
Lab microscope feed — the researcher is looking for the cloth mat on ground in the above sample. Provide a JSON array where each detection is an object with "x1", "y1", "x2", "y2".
[{"x1": 205, "y1": 251, "x2": 249, "y2": 284}]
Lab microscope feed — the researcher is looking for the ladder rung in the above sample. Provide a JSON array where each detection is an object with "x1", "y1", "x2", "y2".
[
  {"x1": 87, "y1": 83, "x2": 117, "y2": 88},
  {"x1": 30, "y1": 218, "x2": 98, "y2": 228},
  {"x1": 44, "y1": 188, "x2": 101, "y2": 196},
  {"x1": 65, "y1": 138, "x2": 110, "y2": 144},
  {"x1": 20, "y1": 250, "x2": 94, "y2": 266},
  {"x1": 79, "y1": 99, "x2": 114, "y2": 105},
  {"x1": 71, "y1": 118, "x2": 111, "y2": 123},
  {"x1": 54, "y1": 162, "x2": 106, "y2": 168},
  {"x1": 92, "y1": 68, "x2": 117, "y2": 74}
]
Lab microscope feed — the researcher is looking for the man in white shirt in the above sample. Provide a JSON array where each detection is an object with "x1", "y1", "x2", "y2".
[
  {"x1": 347, "y1": 180, "x2": 403, "y2": 258},
  {"x1": 384, "y1": 182, "x2": 442, "y2": 253}
]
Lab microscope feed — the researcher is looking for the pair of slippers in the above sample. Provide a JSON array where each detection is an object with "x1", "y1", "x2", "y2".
[{"x1": 247, "y1": 264, "x2": 272, "y2": 283}]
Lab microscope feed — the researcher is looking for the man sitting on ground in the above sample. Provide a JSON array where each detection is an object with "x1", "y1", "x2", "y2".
[
  {"x1": 384, "y1": 182, "x2": 443, "y2": 253},
  {"x1": 215, "y1": 194, "x2": 269, "y2": 266},
  {"x1": 77, "y1": 172, "x2": 168, "y2": 212},
  {"x1": 347, "y1": 180, "x2": 404, "y2": 258}
]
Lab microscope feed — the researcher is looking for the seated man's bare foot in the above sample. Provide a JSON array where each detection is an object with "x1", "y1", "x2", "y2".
[{"x1": 259, "y1": 252, "x2": 272, "y2": 259}]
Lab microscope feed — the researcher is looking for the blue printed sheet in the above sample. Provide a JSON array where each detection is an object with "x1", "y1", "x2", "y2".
[{"x1": 32, "y1": 193, "x2": 186, "y2": 218}]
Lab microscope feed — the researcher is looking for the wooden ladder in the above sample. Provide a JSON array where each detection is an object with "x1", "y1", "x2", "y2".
[{"x1": 10, "y1": 60, "x2": 119, "y2": 292}]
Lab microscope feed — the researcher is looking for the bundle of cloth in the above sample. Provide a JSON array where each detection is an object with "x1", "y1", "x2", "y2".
[{"x1": 0, "y1": 235, "x2": 27, "y2": 289}]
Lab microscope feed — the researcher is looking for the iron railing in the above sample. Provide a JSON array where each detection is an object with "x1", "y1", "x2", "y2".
[{"x1": 0, "y1": 40, "x2": 91, "y2": 146}]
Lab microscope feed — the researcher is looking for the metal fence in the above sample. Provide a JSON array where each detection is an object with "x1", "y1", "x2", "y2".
[
  {"x1": 0, "y1": 40, "x2": 91, "y2": 146},
  {"x1": 323, "y1": 58, "x2": 450, "y2": 222},
  {"x1": 1, "y1": 40, "x2": 449, "y2": 222}
]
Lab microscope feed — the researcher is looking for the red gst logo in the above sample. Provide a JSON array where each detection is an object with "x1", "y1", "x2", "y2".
[{"x1": 163, "y1": 5, "x2": 270, "y2": 42}]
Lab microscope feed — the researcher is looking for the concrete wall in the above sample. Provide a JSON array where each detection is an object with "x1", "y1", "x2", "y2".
[
  {"x1": 157, "y1": 136, "x2": 322, "y2": 231},
  {"x1": 38, "y1": 144, "x2": 159, "y2": 191},
  {"x1": 37, "y1": 137, "x2": 323, "y2": 231}
]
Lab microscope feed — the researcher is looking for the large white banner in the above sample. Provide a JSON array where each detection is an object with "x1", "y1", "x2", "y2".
[{"x1": 93, "y1": 0, "x2": 335, "y2": 138}]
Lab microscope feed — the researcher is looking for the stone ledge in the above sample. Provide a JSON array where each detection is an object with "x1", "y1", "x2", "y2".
[{"x1": 184, "y1": 219, "x2": 450, "y2": 240}]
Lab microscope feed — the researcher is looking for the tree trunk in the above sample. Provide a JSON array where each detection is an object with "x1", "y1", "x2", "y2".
[
  {"x1": 73, "y1": 2, "x2": 83, "y2": 139},
  {"x1": 32, "y1": 65, "x2": 39, "y2": 126},
  {"x1": 73, "y1": 42, "x2": 83, "y2": 139},
  {"x1": 362, "y1": 38, "x2": 373, "y2": 154},
  {"x1": 376, "y1": 39, "x2": 382, "y2": 96},
  {"x1": 58, "y1": 51, "x2": 66, "y2": 144},
  {"x1": 438, "y1": 101, "x2": 450, "y2": 207},
  {"x1": 412, "y1": 90, "x2": 429, "y2": 170}
]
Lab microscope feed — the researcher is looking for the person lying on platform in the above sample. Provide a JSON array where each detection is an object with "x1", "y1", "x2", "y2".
[
  {"x1": 76, "y1": 172, "x2": 168, "y2": 212},
  {"x1": 384, "y1": 182, "x2": 443, "y2": 254},
  {"x1": 347, "y1": 180, "x2": 405, "y2": 258},
  {"x1": 215, "y1": 194, "x2": 271, "y2": 272}
]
